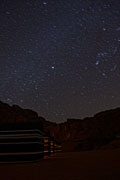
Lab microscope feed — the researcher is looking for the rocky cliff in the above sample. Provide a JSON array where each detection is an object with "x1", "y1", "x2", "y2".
[
  {"x1": 0, "y1": 101, "x2": 45, "y2": 130},
  {"x1": 44, "y1": 108, "x2": 120, "y2": 151}
]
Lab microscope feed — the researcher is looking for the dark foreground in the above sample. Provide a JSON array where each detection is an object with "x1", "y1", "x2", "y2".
[{"x1": 0, "y1": 149, "x2": 120, "y2": 180}]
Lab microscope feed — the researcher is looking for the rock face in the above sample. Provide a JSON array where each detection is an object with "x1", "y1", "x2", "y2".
[
  {"x1": 0, "y1": 101, "x2": 120, "y2": 151},
  {"x1": 44, "y1": 109, "x2": 120, "y2": 151},
  {"x1": 0, "y1": 101, "x2": 44, "y2": 130}
]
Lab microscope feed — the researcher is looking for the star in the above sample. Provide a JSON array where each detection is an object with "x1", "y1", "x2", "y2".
[
  {"x1": 43, "y1": 2, "x2": 47, "y2": 5},
  {"x1": 27, "y1": 50, "x2": 33, "y2": 54},
  {"x1": 102, "y1": 28, "x2": 106, "y2": 31},
  {"x1": 95, "y1": 61, "x2": 100, "y2": 66},
  {"x1": 102, "y1": 73, "x2": 106, "y2": 76},
  {"x1": 51, "y1": 66, "x2": 55, "y2": 69},
  {"x1": 5, "y1": 12, "x2": 10, "y2": 15}
]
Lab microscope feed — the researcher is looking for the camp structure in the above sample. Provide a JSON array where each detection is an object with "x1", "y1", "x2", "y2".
[{"x1": 0, "y1": 122, "x2": 62, "y2": 162}]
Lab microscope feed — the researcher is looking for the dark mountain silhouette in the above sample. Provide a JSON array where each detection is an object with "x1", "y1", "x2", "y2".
[
  {"x1": 0, "y1": 101, "x2": 120, "y2": 151},
  {"x1": 0, "y1": 101, "x2": 45, "y2": 131}
]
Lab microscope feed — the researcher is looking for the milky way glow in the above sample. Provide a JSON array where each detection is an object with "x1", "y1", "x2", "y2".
[{"x1": 0, "y1": 0, "x2": 120, "y2": 122}]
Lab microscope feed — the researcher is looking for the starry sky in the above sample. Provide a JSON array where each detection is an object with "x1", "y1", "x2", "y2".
[{"x1": 0, "y1": 0, "x2": 120, "y2": 123}]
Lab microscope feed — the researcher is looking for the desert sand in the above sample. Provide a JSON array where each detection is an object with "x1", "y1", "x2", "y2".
[{"x1": 0, "y1": 149, "x2": 120, "y2": 180}]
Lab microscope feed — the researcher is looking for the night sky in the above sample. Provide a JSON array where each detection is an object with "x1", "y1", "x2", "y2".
[{"x1": 0, "y1": 0, "x2": 120, "y2": 123}]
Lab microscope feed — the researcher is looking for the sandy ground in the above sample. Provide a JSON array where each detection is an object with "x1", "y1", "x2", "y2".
[{"x1": 0, "y1": 149, "x2": 120, "y2": 180}]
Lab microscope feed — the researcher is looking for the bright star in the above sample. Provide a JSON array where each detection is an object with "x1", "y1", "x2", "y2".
[
  {"x1": 43, "y1": 2, "x2": 47, "y2": 5},
  {"x1": 102, "y1": 73, "x2": 106, "y2": 76},
  {"x1": 103, "y1": 28, "x2": 106, "y2": 31},
  {"x1": 95, "y1": 61, "x2": 100, "y2": 65},
  {"x1": 51, "y1": 66, "x2": 55, "y2": 69}
]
